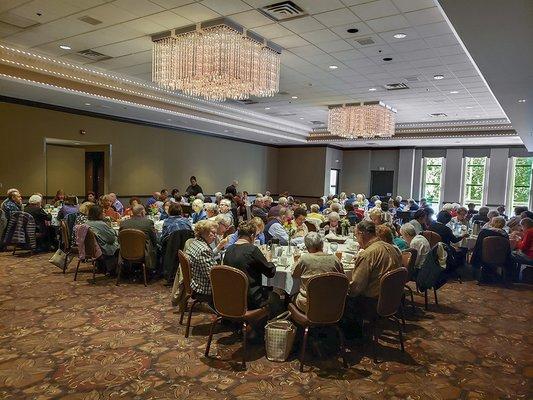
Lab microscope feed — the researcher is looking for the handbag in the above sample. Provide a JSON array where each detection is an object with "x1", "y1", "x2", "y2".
[
  {"x1": 264, "y1": 311, "x2": 296, "y2": 362},
  {"x1": 48, "y1": 249, "x2": 68, "y2": 269}
]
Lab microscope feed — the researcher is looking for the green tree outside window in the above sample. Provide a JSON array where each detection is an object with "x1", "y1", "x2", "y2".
[
  {"x1": 422, "y1": 158, "x2": 443, "y2": 207},
  {"x1": 510, "y1": 157, "x2": 532, "y2": 209},
  {"x1": 463, "y1": 157, "x2": 487, "y2": 206}
]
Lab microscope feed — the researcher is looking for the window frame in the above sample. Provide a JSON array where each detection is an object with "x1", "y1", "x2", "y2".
[
  {"x1": 462, "y1": 156, "x2": 488, "y2": 206},
  {"x1": 421, "y1": 157, "x2": 444, "y2": 209},
  {"x1": 329, "y1": 169, "x2": 340, "y2": 196},
  {"x1": 508, "y1": 157, "x2": 533, "y2": 210}
]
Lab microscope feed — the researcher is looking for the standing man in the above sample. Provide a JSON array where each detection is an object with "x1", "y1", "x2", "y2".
[
  {"x1": 185, "y1": 176, "x2": 203, "y2": 198},
  {"x1": 225, "y1": 180, "x2": 239, "y2": 196}
]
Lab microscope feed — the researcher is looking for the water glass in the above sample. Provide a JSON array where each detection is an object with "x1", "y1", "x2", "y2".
[{"x1": 330, "y1": 242, "x2": 339, "y2": 253}]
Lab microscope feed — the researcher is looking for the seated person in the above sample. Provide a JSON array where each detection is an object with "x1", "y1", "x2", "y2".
[
  {"x1": 251, "y1": 197, "x2": 268, "y2": 223},
  {"x1": 159, "y1": 200, "x2": 172, "y2": 220},
  {"x1": 410, "y1": 209, "x2": 427, "y2": 235},
  {"x1": 368, "y1": 207, "x2": 385, "y2": 226},
  {"x1": 24, "y1": 194, "x2": 52, "y2": 251},
  {"x1": 227, "y1": 217, "x2": 265, "y2": 247},
  {"x1": 218, "y1": 199, "x2": 234, "y2": 227},
  {"x1": 224, "y1": 220, "x2": 277, "y2": 311},
  {"x1": 345, "y1": 203, "x2": 362, "y2": 226},
  {"x1": 119, "y1": 204, "x2": 158, "y2": 252},
  {"x1": 109, "y1": 192, "x2": 124, "y2": 216},
  {"x1": 511, "y1": 217, "x2": 533, "y2": 265},
  {"x1": 292, "y1": 208, "x2": 308, "y2": 238},
  {"x1": 185, "y1": 220, "x2": 218, "y2": 296},
  {"x1": 466, "y1": 202, "x2": 478, "y2": 220},
  {"x1": 471, "y1": 206, "x2": 490, "y2": 225},
  {"x1": 450, "y1": 206, "x2": 469, "y2": 227},
  {"x1": 101, "y1": 195, "x2": 120, "y2": 222},
  {"x1": 211, "y1": 214, "x2": 232, "y2": 256},
  {"x1": 145, "y1": 192, "x2": 160, "y2": 208},
  {"x1": 481, "y1": 210, "x2": 500, "y2": 229},
  {"x1": 85, "y1": 192, "x2": 96, "y2": 203},
  {"x1": 264, "y1": 207, "x2": 293, "y2": 245},
  {"x1": 343, "y1": 221, "x2": 402, "y2": 336},
  {"x1": 161, "y1": 203, "x2": 192, "y2": 241},
  {"x1": 321, "y1": 211, "x2": 341, "y2": 235},
  {"x1": 205, "y1": 203, "x2": 219, "y2": 220},
  {"x1": 400, "y1": 223, "x2": 431, "y2": 270},
  {"x1": 497, "y1": 205, "x2": 508, "y2": 220},
  {"x1": 2, "y1": 188, "x2": 23, "y2": 221},
  {"x1": 53, "y1": 189, "x2": 65, "y2": 206},
  {"x1": 191, "y1": 199, "x2": 207, "y2": 223},
  {"x1": 72, "y1": 202, "x2": 93, "y2": 243},
  {"x1": 124, "y1": 197, "x2": 141, "y2": 217},
  {"x1": 377, "y1": 224, "x2": 408, "y2": 250},
  {"x1": 471, "y1": 216, "x2": 512, "y2": 282},
  {"x1": 85, "y1": 205, "x2": 119, "y2": 274},
  {"x1": 307, "y1": 203, "x2": 325, "y2": 223},
  {"x1": 291, "y1": 232, "x2": 344, "y2": 312},
  {"x1": 57, "y1": 196, "x2": 79, "y2": 220},
  {"x1": 429, "y1": 211, "x2": 467, "y2": 246},
  {"x1": 406, "y1": 199, "x2": 419, "y2": 211}
]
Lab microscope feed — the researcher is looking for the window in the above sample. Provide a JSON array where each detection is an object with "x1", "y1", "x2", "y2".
[
  {"x1": 329, "y1": 169, "x2": 339, "y2": 196},
  {"x1": 509, "y1": 157, "x2": 533, "y2": 210},
  {"x1": 421, "y1": 157, "x2": 444, "y2": 208},
  {"x1": 463, "y1": 157, "x2": 487, "y2": 206}
]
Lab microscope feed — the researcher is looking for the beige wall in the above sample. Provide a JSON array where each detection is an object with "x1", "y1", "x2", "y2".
[
  {"x1": 277, "y1": 147, "x2": 327, "y2": 197},
  {"x1": 45, "y1": 145, "x2": 85, "y2": 196},
  {"x1": 0, "y1": 102, "x2": 278, "y2": 196}
]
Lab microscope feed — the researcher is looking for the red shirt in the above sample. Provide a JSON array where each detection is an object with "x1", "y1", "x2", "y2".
[{"x1": 517, "y1": 228, "x2": 533, "y2": 258}]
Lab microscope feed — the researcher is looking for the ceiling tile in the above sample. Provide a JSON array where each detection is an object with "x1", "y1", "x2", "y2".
[
  {"x1": 0, "y1": 0, "x2": 32, "y2": 14},
  {"x1": 93, "y1": 36, "x2": 152, "y2": 57},
  {"x1": 392, "y1": 0, "x2": 435, "y2": 13},
  {"x1": 296, "y1": 0, "x2": 345, "y2": 14},
  {"x1": 113, "y1": 0, "x2": 164, "y2": 17},
  {"x1": 273, "y1": 35, "x2": 310, "y2": 49},
  {"x1": 145, "y1": 11, "x2": 191, "y2": 29},
  {"x1": 425, "y1": 33, "x2": 458, "y2": 48},
  {"x1": 149, "y1": 0, "x2": 195, "y2": 9},
  {"x1": 329, "y1": 22, "x2": 373, "y2": 39},
  {"x1": 300, "y1": 29, "x2": 340, "y2": 44},
  {"x1": 404, "y1": 7, "x2": 444, "y2": 26},
  {"x1": 331, "y1": 48, "x2": 367, "y2": 61},
  {"x1": 230, "y1": 9, "x2": 273, "y2": 28},
  {"x1": 315, "y1": 39, "x2": 353, "y2": 53},
  {"x1": 313, "y1": 8, "x2": 360, "y2": 27},
  {"x1": 172, "y1": 3, "x2": 220, "y2": 22},
  {"x1": 250, "y1": 23, "x2": 293, "y2": 39},
  {"x1": 435, "y1": 44, "x2": 463, "y2": 56},
  {"x1": 350, "y1": 0, "x2": 400, "y2": 20},
  {"x1": 366, "y1": 14, "x2": 410, "y2": 32},
  {"x1": 280, "y1": 16, "x2": 325, "y2": 34},
  {"x1": 390, "y1": 38, "x2": 428, "y2": 53},
  {"x1": 200, "y1": 0, "x2": 251, "y2": 15},
  {"x1": 289, "y1": 44, "x2": 326, "y2": 57},
  {"x1": 0, "y1": 21, "x2": 22, "y2": 37}
]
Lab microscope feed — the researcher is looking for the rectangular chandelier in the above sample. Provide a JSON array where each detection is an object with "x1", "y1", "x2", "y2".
[
  {"x1": 152, "y1": 18, "x2": 281, "y2": 102},
  {"x1": 328, "y1": 101, "x2": 397, "y2": 139}
]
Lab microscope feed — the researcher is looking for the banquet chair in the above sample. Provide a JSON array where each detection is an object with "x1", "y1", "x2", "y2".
[
  {"x1": 177, "y1": 250, "x2": 212, "y2": 338},
  {"x1": 362, "y1": 267, "x2": 408, "y2": 363},
  {"x1": 401, "y1": 249, "x2": 418, "y2": 313},
  {"x1": 74, "y1": 228, "x2": 99, "y2": 284},
  {"x1": 422, "y1": 231, "x2": 442, "y2": 248},
  {"x1": 60, "y1": 220, "x2": 78, "y2": 273},
  {"x1": 288, "y1": 272, "x2": 349, "y2": 372},
  {"x1": 117, "y1": 229, "x2": 148, "y2": 287},
  {"x1": 304, "y1": 220, "x2": 317, "y2": 232},
  {"x1": 481, "y1": 236, "x2": 511, "y2": 282},
  {"x1": 205, "y1": 265, "x2": 269, "y2": 369}
]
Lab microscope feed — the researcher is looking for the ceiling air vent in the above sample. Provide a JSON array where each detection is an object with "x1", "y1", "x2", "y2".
[
  {"x1": 354, "y1": 37, "x2": 375, "y2": 46},
  {"x1": 78, "y1": 15, "x2": 102, "y2": 25},
  {"x1": 0, "y1": 11, "x2": 40, "y2": 28},
  {"x1": 237, "y1": 99, "x2": 259, "y2": 105},
  {"x1": 384, "y1": 82, "x2": 409, "y2": 90},
  {"x1": 77, "y1": 49, "x2": 112, "y2": 61},
  {"x1": 259, "y1": 1, "x2": 307, "y2": 22},
  {"x1": 310, "y1": 120, "x2": 324, "y2": 125},
  {"x1": 429, "y1": 113, "x2": 448, "y2": 117}
]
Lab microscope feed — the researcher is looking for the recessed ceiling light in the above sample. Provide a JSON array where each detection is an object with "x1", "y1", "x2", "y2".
[
  {"x1": 518, "y1": 99, "x2": 526, "y2": 103},
  {"x1": 393, "y1": 33, "x2": 406, "y2": 39},
  {"x1": 84, "y1": 102, "x2": 91, "y2": 106},
  {"x1": 166, "y1": 118, "x2": 172, "y2": 121},
  {"x1": 328, "y1": 65, "x2": 338, "y2": 69},
  {"x1": 368, "y1": 88, "x2": 377, "y2": 91},
  {"x1": 223, "y1": 129, "x2": 229, "y2": 132},
  {"x1": 347, "y1": 28, "x2": 359, "y2": 33},
  {"x1": 382, "y1": 57, "x2": 393, "y2": 61},
  {"x1": 59, "y1": 44, "x2": 71, "y2": 50},
  {"x1": 465, "y1": 106, "x2": 473, "y2": 109},
  {"x1": 291, "y1": 96, "x2": 298, "y2": 99},
  {"x1": 299, "y1": 117, "x2": 304, "y2": 120},
  {"x1": 449, "y1": 90, "x2": 459, "y2": 94},
  {"x1": 433, "y1": 74, "x2": 445, "y2": 80},
  {"x1": 264, "y1": 107, "x2": 270, "y2": 110}
]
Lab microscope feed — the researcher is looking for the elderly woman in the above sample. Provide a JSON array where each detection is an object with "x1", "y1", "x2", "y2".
[
  {"x1": 205, "y1": 203, "x2": 219, "y2": 220},
  {"x1": 25, "y1": 194, "x2": 53, "y2": 251},
  {"x1": 482, "y1": 210, "x2": 500, "y2": 229},
  {"x1": 471, "y1": 206, "x2": 490, "y2": 225},
  {"x1": 224, "y1": 220, "x2": 277, "y2": 312},
  {"x1": 72, "y1": 201, "x2": 94, "y2": 243},
  {"x1": 451, "y1": 206, "x2": 469, "y2": 227},
  {"x1": 57, "y1": 196, "x2": 79, "y2": 220},
  {"x1": 307, "y1": 204, "x2": 325, "y2": 222},
  {"x1": 321, "y1": 211, "x2": 341, "y2": 234},
  {"x1": 291, "y1": 232, "x2": 344, "y2": 312},
  {"x1": 53, "y1": 189, "x2": 65, "y2": 206},
  {"x1": 400, "y1": 223, "x2": 431, "y2": 270},
  {"x1": 292, "y1": 207, "x2": 308, "y2": 238},
  {"x1": 85, "y1": 205, "x2": 119, "y2": 274},
  {"x1": 218, "y1": 198, "x2": 234, "y2": 226},
  {"x1": 191, "y1": 199, "x2": 206, "y2": 223},
  {"x1": 368, "y1": 208, "x2": 385, "y2": 226},
  {"x1": 101, "y1": 195, "x2": 120, "y2": 222},
  {"x1": 185, "y1": 220, "x2": 218, "y2": 295},
  {"x1": 209, "y1": 214, "x2": 232, "y2": 257}
]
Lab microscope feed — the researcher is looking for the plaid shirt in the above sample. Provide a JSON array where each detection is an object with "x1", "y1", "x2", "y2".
[{"x1": 185, "y1": 238, "x2": 215, "y2": 295}]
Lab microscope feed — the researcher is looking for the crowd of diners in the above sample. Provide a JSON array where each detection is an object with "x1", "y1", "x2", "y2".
[{"x1": 2, "y1": 178, "x2": 533, "y2": 333}]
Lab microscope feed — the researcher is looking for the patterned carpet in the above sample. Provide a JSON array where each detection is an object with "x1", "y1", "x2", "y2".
[{"x1": 0, "y1": 251, "x2": 531, "y2": 400}]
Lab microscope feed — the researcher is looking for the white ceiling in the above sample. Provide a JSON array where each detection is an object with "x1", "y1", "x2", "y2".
[{"x1": 0, "y1": 0, "x2": 519, "y2": 146}]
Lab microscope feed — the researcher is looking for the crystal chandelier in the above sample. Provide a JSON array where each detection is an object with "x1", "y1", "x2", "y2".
[
  {"x1": 152, "y1": 18, "x2": 281, "y2": 102},
  {"x1": 328, "y1": 102, "x2": 397, "y2": 139}
]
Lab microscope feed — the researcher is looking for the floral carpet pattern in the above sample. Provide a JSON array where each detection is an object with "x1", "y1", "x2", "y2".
[{"x1": 0, "y1": 252, "x2": 531, "y2": 399}]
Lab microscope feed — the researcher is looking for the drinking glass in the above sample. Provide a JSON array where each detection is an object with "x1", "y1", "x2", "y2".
[{"x1": 330, "y1": 242, "x2": 339, "y2": 253}]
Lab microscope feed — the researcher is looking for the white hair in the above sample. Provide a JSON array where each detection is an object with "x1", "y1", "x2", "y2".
[
  {"x1": 328, "y1": 212, "x2": 340, "y2": 221},
  {"x1": 192, "y1": 199, "x2": 204, "y2": 212},
  {"x1": 304, "y1": 232, "x2": 323, "y2": 251},
  {"x1": 204, "y1": 203, "x2": 218, "y2": 212},
  {"x1": 28, "y1": 194, "x2": 42, "y2": 205},
  {"x1": 220, "y1": 199, "x2": 231, "y2": 207},
  {"x1": 442, "y1": 203, "x2": 453, "y2": 212},
  {"x1": 215, "y1": 192, "x2": 222, "y2": 197},
  {"x1": 400, "y1": 223, "x2": 416, "y2": 237},
  {"x1": 195, "y1": 193, "x2": 205, "y2": 201},
  {"x1": 278, "y1": 197, "x2": 288, "y2": 206},
  {"x1": 215, "y1": 214, "x2": 232, "y2": 227}
]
